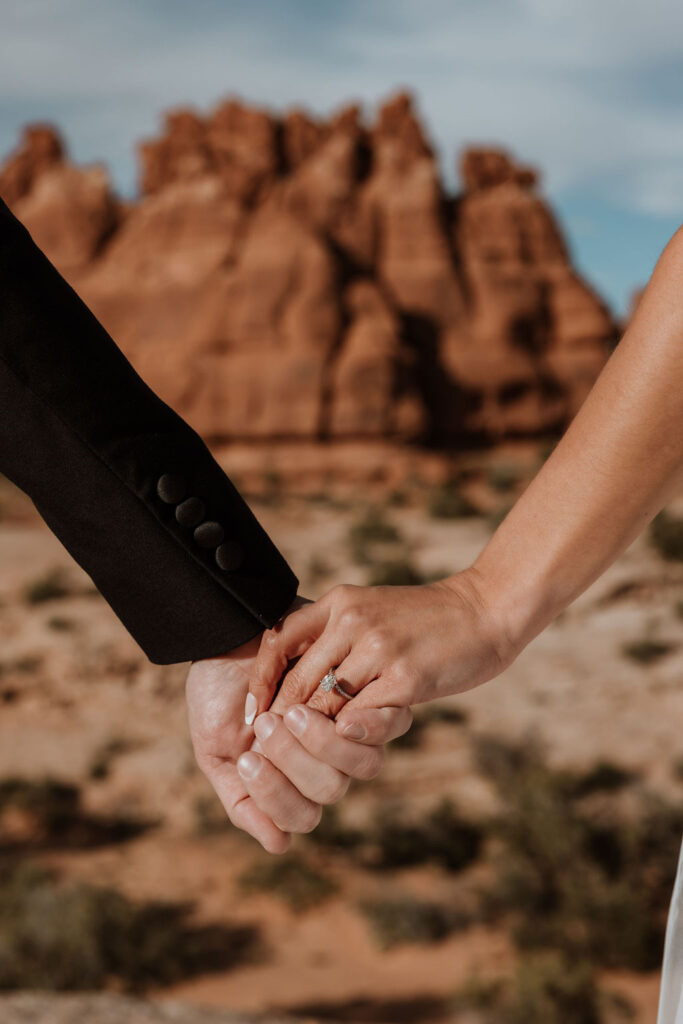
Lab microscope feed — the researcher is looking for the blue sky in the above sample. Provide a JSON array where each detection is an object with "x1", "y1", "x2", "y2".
[{"x1": 1, "y1": 0, "x2": 682, "y2": 316}]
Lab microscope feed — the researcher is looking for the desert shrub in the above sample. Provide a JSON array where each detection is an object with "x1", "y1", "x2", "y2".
[
  {"x1": 503, "y1": 951, "x2": 602, "y2": 1024},
  {"x1": 487, "y1": 461, "x2": 522, "y2": 494},
  {"x1": 260, "y1": 468, "x2": 283, "y2": 506},
  {"x1": 88, "y1": 737, "x2": 138, "y2": 782},
  {"x1": 393, "y1": 703, "x2": 469, "y2": 749},
  {"x1": 46, "y1": 616, "x2": 74, "y2": 632},
  {"x1": 238, "y1": 852, "x2": 337, "y2": 911},
  {"x1": 304, "y1": 805, "x2": 364, "y2": 851},
  {"x1": 368, "y1": 799, "x2": 483, "y2": 873},
  {"x1": 349, "y1": 507, "x2": 401, "y2": 545},
  {"x1": 8, "y1": 655, "x2": 42, "y2": 674},
  {"x1": 424, "y1": 703, "x2": 468, "y2": 725},
  {"x1": 348, "y1": 507, "x2": 403, "y2": 565},
  {"x1": 0, "y1": 777, "x2": 150, "y2": 849},
  {"x1": 476, "y1": 736, "x2": 678, "y2": 972},
  {"x1": 650, "y1": 510, "x2": 683, "y2": 561},
  {"x1": 368, "y1": 558, "x2": 425, "y2": 586},
  {"x1": 359, "y1": 893, "x2": 470, "y2": 949},
  {"x1": 23, "y1": 570, "x2": 70, "y2": 605},
  {"x1": 386, "y1": 487, "x2": 409, "y2": 507},
  {"x1": 192, "y1": 794, "x2": 237, "y2": 836},
  {"x1": 306, "y1": 554, "x2": 332, "y2": 585},
  {"x1": 0, "y1": 862, "x2": 257, "y2": 991},
  {"x1": 428, "y1": 479, "x2": 479, "y2": 519},
  {"x1": 622, "y1": 638, "x2": 676, "y2": 665}
]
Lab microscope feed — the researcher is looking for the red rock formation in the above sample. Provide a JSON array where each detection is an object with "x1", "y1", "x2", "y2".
[
  {"x1": 0, "y1": 92, "x2": 616, "y2": 448},
  {"x1": 1, "y1": 125, "x2": 120, "y2": 272}
]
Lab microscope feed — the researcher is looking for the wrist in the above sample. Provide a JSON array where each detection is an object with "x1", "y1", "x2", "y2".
[{"x1": 448, "y1": 558, "x2": 547, "y2": 669}]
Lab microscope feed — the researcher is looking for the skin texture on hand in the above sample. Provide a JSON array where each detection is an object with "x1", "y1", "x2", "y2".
[
  {"x1": 186, "y1": 635, "x2": 413, "y2": 853},
  {"x1": 247, "y1": 571, "x2": 515, "y2": 729}
]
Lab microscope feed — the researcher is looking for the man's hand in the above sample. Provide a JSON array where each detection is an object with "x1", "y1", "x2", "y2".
[{"x1": 186, "y1": 634, "x2": 413, "y2": 853}]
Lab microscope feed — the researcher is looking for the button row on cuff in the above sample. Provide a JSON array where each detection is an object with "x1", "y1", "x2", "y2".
[{"x1": 156, "y1": 473, "x2": 244, "y2": 572}]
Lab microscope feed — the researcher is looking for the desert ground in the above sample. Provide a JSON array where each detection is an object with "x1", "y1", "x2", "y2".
[{"x1": 0, "y1": 445, "x2": 682, "y2": 1024}]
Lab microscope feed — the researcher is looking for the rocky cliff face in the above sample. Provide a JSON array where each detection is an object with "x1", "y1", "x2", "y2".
[{"x1": 0, "y1": 93, "x2": 616, "y2": 446}]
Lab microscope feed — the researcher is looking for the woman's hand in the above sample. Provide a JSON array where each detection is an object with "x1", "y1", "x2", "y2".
[
  {"x1": 187, "y1": 635, "x2": 412, "y2": 853},
  {"x1": 246, "y1": 568, "x2": 517, "y2": 737}
]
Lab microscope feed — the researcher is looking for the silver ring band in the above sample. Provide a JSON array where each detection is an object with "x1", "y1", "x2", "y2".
[{"x1": 319, "y1": 668, "x2": 354, "y2": 701}]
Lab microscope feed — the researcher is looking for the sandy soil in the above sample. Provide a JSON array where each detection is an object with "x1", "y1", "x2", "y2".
[{"x1": 0, "y1": 464, "x2": 682, "y2": 1023}]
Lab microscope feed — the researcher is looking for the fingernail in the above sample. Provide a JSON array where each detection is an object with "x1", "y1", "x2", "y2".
[
  {"x1": 237, "y1": 752, "x2": 262, "y2": 781},
  {"x1": 244, "y1": 693, "x2": 257, "y2": 726},
  {"x1": 253, "y1": 712, "x2": 277, "y2": 742},
  {"x1": 284, "y1": 706, "x2": 307, "y2": 737},
  {"x1": 343, "y1": 723, "x2": 366, "y2": 740}
]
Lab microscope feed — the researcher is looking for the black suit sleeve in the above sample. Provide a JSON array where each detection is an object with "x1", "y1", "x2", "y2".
[{"x1": 0, "y1": 197, "x2": 298, "y2": 663}]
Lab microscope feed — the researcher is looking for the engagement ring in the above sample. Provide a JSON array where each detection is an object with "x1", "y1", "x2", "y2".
[{"x1": 319, "y1": 668, "x2": 354, "y2": 701}]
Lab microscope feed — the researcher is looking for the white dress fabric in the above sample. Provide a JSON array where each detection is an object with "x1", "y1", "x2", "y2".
[{"x1": 658, "y1": 839, "x2": 683, "y2": 1023}]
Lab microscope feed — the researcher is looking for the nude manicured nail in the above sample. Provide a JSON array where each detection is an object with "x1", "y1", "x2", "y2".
[
  {"x1": 237, "y1": 752, "x2": 262, "y2": 781},
  {"x1": 284, "y1": 706, "x2": 307, "y2": 737},
  {"x1": 343, "y1": 723, "x2": 366, "y2": 740},
  {"x1": 244, "y1": 692, "x2": 257, "y2": 726},
  {"x1": 254, "y1": 712, "x2": 277, "y2": 742}
]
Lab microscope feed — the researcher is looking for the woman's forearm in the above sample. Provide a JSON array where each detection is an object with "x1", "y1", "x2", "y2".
[{"x1": 471, "y1": 227, "x2": 683, "y2": 656}]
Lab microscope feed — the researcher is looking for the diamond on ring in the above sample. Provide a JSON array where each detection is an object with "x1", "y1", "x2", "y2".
[
  {"x1": 319, "y1": 668, "x2": 353, "y2": 700},
  {"x1": 320, "y1": 669, "x2": 338, "y2": 693}
]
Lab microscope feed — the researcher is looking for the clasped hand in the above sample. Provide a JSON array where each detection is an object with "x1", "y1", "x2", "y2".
[
  {"x1": 187, "y1": 569, "x2": 515, "y2": 853},
  {"x1": 186, "y1": 633, "x2": 412, "y2": 853}
]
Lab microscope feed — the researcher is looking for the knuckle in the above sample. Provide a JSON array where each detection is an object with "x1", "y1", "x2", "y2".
[
  {"x1": 337, "y1": 605, "x2": 363, "y2": 632},
  {"x1": 386, "y1": 663, "x2": 419, "y2": 706},
  {"x1": 330, "y1": 583, "x2": 354, "y2": 601},
  {"x1": 354, "y1": 746, "x2": 385, "y2": 780},
  {"x1": 365, "y1": 629, "x2": 389, "y2": 656},
  {"x1": 391, "y1": 660, "x2": 417, "y2": 692},
  {"x1": 262, "y1": 628, "x2": 281, "y2": 651},
  {"x1": 296, "y1": 802, "x2": 323, "y2": 834},
  {"x1": 317, "y1": 774, "x2": 349, "y2": 805},
  {"x1": 397, "y1": 707, "x2": 414, "y2": 736}
]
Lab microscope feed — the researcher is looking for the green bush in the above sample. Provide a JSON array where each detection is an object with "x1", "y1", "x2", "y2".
[
  {"x1": 487, "y1": 462, "x2": 522, "y2": 494},
  {"x1": 0, "y1": 862, "x2": 259, "y2": 991},
  {"x1": 358, "y1": 893, "x2": 470, "y2": 949},
  {"x1": 368, "y1": 799, "x2": 483, "y2": 873},
  {"x1": 476, "y1": 736, "x2": 677, "y2": 972},
  {"x1": 650, "y1": 510, "x2": 683, "y2": 561},
  {"x1": 88, "y1": 737, "x2": 138, "y2": 782},
  {"x1": 392, "y1": 704, "x2": 468, "y2": 749},
  {"x1": 622, "y1": 638, "x2": 676, "y2": 665},
  {"x1": 367, "y1": 559, "x2": 425, "y2": 586},
  {"x1": 23, "y1": 570, "x2": 71, "y2": 605},
  {"x1": 239, "y1": 852, "x2": 337, "y2": 911},
  {"x1": 428, "y1": 479, "x2": 479, "y2": 519},
  {"x1": 0, "y1": 776, "x2": 150, "y2": 848},
  {"x1": 348, "y1": 507, "x2": 403, "y2": 566},
  {"x1": 304, "y1": 806, "x2": 364, "y2": 851},
  {"x1": 46, "y1": 616, "x2": 75, "y2": 632},
  {"x1": 504, "y1": 951, "x2": 602, "y2": 1024}
]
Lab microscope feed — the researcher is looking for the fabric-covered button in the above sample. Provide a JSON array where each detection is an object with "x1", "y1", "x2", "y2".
[
  {"x1": 215, "y1": 541, "x2": 244, "y2": 572},
  {"x1": 175, "y1": 496, "x2": 206, "y2": 528},
  {"x1": 156, "y1": 473, "x2": 185, "y2": 504},
  {"x1": 194, "y1": 521, "x2": 225, "y2": 548}
]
